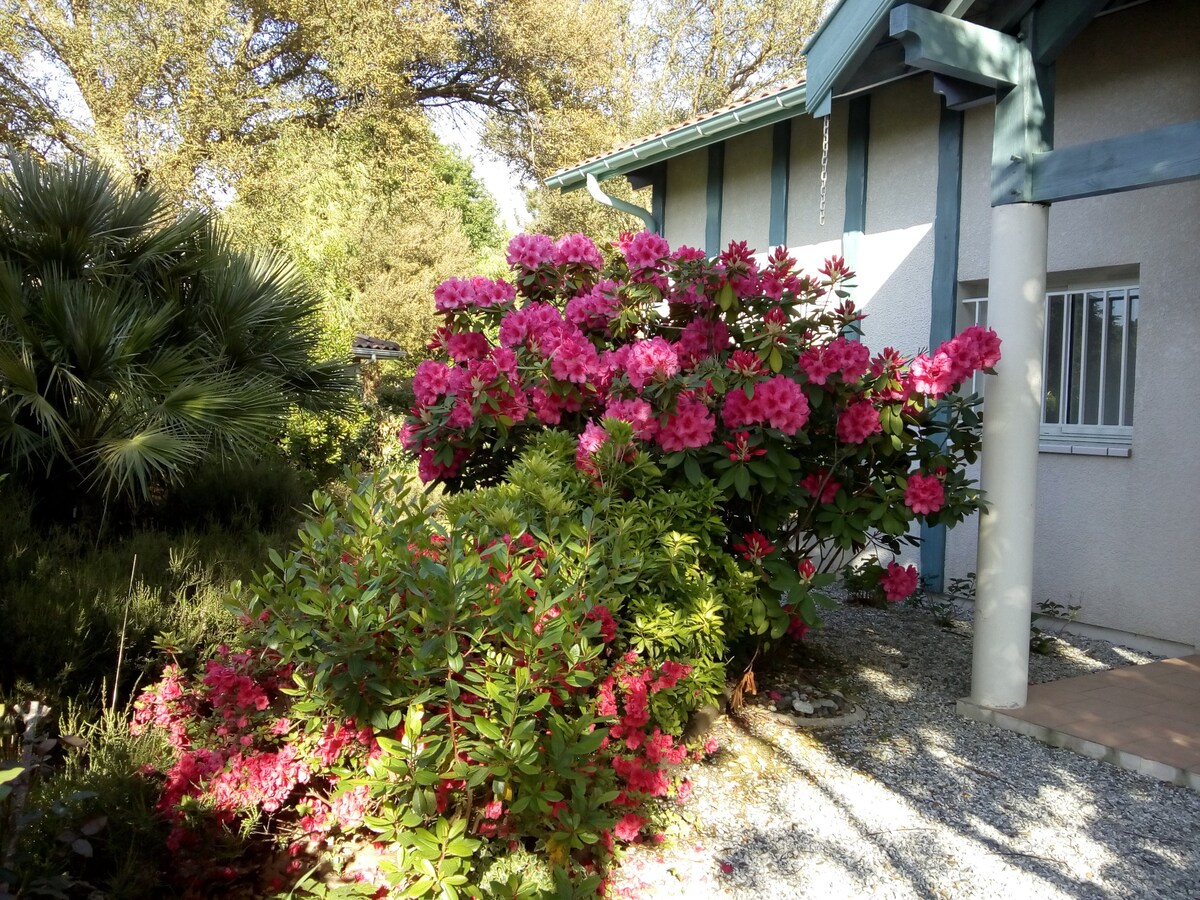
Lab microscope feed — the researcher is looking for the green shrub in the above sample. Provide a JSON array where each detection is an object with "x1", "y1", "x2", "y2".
[{"x1": 440, "y1": 428, "x2": 765, "y2": 730}]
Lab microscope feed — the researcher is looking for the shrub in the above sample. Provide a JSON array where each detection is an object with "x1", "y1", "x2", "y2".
[
  {"x1": 134, "y1": 460, "x2": 710, "y2": 896},
  {"x1": 402, "y1": 233, "x2": 996, "y2": 611}
]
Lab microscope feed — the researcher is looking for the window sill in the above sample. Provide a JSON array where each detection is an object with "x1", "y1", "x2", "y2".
[{"x1": 1039, "y1": 443, "x2": 1130, "y2": 458}]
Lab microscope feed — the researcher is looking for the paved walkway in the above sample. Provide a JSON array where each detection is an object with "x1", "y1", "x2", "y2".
[{"x1": 961, "y1": 655, "x2": 1200, "y2": 790}]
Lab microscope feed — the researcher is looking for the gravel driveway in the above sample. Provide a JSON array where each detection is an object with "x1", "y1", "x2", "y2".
[{"x1": 611, "y1": 603, "x2": 1200, "y2": 899}]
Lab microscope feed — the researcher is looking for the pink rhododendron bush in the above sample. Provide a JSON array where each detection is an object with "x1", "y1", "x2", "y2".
[
  {"x1": 404, "y1": 231, "x2": 999, "y2": 613},
  {"x1": 132, "y1": 446, "x2": 733, "y2": 897}
]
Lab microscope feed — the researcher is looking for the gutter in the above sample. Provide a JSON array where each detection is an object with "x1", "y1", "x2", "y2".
[
  {"x1": 585, "y1": 174, "x2": 657, "y2": 232},
  {"x1": 547, "y1": 83, "x2": 808, "y2": 192}
]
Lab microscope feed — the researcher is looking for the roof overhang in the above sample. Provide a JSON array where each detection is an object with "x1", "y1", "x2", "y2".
[{"x1": 546, "y1": 83, "x2": 808, "y2": 192}]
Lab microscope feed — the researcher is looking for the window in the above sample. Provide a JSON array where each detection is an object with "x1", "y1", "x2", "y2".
[{"x1": 960, "y1": 284, "x2": 1139, "y2": 453}]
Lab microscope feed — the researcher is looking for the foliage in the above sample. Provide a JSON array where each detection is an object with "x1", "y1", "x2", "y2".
[
  {"x1": 440, "y1": 428, "x2": 763, "y2": 729},
  {"x1": 0, "y1": 0, "x2": 625, "y2": 204},
  {"x1": 0, "y1": 153, "x2": 352, "y2": 505},
  {"x1": 134, "y1": 462, "x2": 712, "y2": 896},
  {"x1": 1, "y1": 705, "x2": 169, "y2": 898},
  {"x1": 403, "y1": 232, "x2": 997, "y2": 617},
  {"x1": 0, "y1": 475, "x2": 299, "y2": 709}
]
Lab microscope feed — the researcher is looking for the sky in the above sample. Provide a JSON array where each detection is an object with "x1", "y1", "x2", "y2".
[{"x1": 430, "y1": 109, "x2": 530, "y2": 234}]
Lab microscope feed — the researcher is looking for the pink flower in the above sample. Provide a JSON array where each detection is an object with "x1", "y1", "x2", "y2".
[
  {"x1": 880, "y1": 562, "x2": 919, "y2": 601},
  {"x1": 625, "y1": 337, "x2": 680, "y2": 391},
  {"x1": 603, "y1": 397, "x2": 657, "y2": 440},
  {"x1": 837, "y1": 401, "x2": 882, "y2": 444},
  {"x1": 614, "y1": 813, "x2": 645, "y2": 842},
  {"x1": 619, "y1": 231, "x2": 670, "y2": 271},
  {"x1": 445, "y1": 331, "x2": 490, "y2": 362},
  {"x1": 506, "y1": 232, "x2": 556, "y2": 270},
  {"x1": 733, "y1": 531, "x2": 775, "y2": 561},
  {"x1": 656, "y1": 395, "x2": 715, "y2": 451},
  {"x1": 909, "y1": 351, "x2": 956, "y2": 398},
  {"x1": 412, "y1": 360, "x2": 451, "y2": 406},
  {"x1": 554, "y1": 232, "x2": 604, "y2": 268},
  {"x1": 904, "y1": 472, "x2": 945, "y2": 515}
]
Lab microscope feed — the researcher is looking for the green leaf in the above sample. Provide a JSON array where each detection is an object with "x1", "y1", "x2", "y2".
[{"x1": 473, "y1": 716, "x2": 503, "y2": 742}]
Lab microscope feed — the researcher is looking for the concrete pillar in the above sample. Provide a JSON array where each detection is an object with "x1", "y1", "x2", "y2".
[{"x1": 971, "y1": 201, "x2": 1049, "y2": 709}]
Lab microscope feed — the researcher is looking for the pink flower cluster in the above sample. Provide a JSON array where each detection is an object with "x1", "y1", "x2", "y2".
[
  {"x1": 904, "y1": 471, "x2": 945, "y2": 515},
  {"x1": 880, "y1": 562, "x2": 919, "y2": 601},
  {"x1": 908, "y1": 325, "x2": 1002, "y2": 398},
  {"x1": 722, "y1": 375, "x2": 810, "y2": 435}
]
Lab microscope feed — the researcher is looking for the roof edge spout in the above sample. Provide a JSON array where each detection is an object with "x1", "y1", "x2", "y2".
[{"x1": 585, "y1": 173, "x2": 658, "y2": 232}]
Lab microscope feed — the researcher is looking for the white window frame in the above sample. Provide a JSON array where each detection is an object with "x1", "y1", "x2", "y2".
[{"x1": 960, "y1": 283, "x2": 1138, "y2": 456}]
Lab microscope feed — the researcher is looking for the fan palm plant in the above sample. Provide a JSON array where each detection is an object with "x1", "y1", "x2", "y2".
[{"x1": 0, "y1": 153, "x2": 352, "y2": 504}]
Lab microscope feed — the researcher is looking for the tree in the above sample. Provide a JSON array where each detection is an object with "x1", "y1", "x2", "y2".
[
  {"x1": 0, "y1": 0, "x2": 628, "y2": 201},
  {"x1": 485, "y1": 0, "x2": 824, "y2": 239},
  {"x1": 0, "y1": 153, "x2": 351, "y2": 504}
]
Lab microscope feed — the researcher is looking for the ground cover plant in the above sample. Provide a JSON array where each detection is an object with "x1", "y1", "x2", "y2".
[{"x1": 403, "y1": 231, "x2": 999, "y2": 636}]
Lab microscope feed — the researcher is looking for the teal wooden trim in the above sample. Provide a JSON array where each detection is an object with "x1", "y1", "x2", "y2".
[
  {"x1": 545, "y1": 84, "x2": 807, "y2": 192},
  {"x1": 920, "y1": 104, "x2": 966, "y2": 592},
  {"x1": 991, "y1": 14, "x2": 1054, "y2": 205},
  {"x1": 930, "y1": 105, "x2": 964, "y2": 348},
  {"x1": 803, "y1": 0, "x2": 895, "y2": 117},
  {"x1": 842, "y1": 96, "x2": 871, "y2": 269},
  {"x1": 705, "y1": 142, "x2": 725, "y2": 257},
  {"x1": 889, "y1": 5, "x2": 1021, "y2": 88},
  {"x1": 1033, "y1": 0, "x2": 1108, "y2": 64},
  {"x1": 769, "y1": 121, "x2": 791, "y2": 246},
  {"x1": 585, "y1": 174, "x2": 657, "y2": 232},
  {"x1": 1029, "y1": 120, "x2": 1200, "y2": 204},
  {"x1": 648, "y1": 164, "x2": 667, "y2": 236}
]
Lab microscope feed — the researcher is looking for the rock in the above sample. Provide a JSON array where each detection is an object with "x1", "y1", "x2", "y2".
[
  {"x1": 814, "y1": 698, "x2": 839, "y2": 711},
  {"x1": 792, "y1": 698, "x2": 815, "y2": 715}
]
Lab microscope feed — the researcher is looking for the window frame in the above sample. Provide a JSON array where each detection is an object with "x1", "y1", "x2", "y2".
[{"x1": 960, "y1": 281, "x2": 1139, "y2": 453}]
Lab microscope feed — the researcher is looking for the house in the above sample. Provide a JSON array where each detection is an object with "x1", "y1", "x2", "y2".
[{"x1": 548, "y1": 0, "x2": 1200, "y2": 710}]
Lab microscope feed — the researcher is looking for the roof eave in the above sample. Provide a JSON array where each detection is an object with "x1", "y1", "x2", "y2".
[{"x1": 546, "y1": 83, "x2": 808, "y2": 193}]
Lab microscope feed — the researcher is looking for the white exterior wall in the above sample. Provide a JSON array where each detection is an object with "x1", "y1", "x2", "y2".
[
  {"x1": 721, "y1": 130, "x2": 772, "y2": 250},
  {"x1": 663, "y1": 148, "x2": 708, "y2": 251},
  {"x1": 786, "y1": 112, "x2": 846, "y2": 271},
  {"x1": 945, "y1": 0, "x2": 1200, "y2": 651},
  {"x1": 855, "y1": 76, "x2": 940, "y2": 354}
]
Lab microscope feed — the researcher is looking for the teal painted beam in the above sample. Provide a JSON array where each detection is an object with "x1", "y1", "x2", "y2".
[
  {"x1": 649, "y1": 164, "x2": 667, "y2": 236},
  {"x1": 705, "y1": 142, "x2": 725, "y2": 257},
  {"x1": 1029, "y1": 120, "x2": 1200, "y2": 204},
  {"x1": 889, "y1": 4, "x2": 1021, "y2": 88},
  {"x1": 769, "y1": 121, "x2": 791, "y2": 247},
  {"x1": 803, "y1": 0, "x2": 895, "y2": 117},
  {"x1": 842, "y1": 96, "x2": 871, "y2": 272},
  {"x1": 991, "y1": 13, "x2": 1054, "y2": 205},
  {"x1": 920, "y1": 104, "x2": 966, "y2": 593},
  {"x1": 1032, "y1": 0, "x2": 1108, "y2": 64}
]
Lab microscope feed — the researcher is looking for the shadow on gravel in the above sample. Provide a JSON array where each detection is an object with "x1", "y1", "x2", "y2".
[{"x1": 746, "y1": 606, "x2": 1200, "y2": 900}]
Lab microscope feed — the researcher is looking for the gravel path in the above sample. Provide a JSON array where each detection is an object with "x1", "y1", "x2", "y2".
[{"x1": 611, "y1": 603, "x2": 1200, "y2": 899}]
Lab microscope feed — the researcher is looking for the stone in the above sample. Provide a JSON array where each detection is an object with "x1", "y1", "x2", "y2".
[{"x1": 792, "y1": 698, "x2": 815, "y2": 715}]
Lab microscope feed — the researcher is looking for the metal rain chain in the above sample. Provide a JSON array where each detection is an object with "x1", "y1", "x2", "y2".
[{"x1": 819, "y1": 114, "x2": 830, "y2": 226}]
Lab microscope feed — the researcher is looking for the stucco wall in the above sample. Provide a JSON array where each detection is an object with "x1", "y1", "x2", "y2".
[
  {"x1": 945, "y1": 0, "x2": 1200, "y2": 650},
  {"x1": 854, "y1": 76, "x2": 940, "y2": 354},
  {"x1": 786, "y1": 110, "x2": 846, "y2": 272},
  {"x1": 720, "y1": 130, "x2": 772, "y2": 249},
  {"x1": 663, "y1": 148, "x2": 708, "y2": 251}
]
